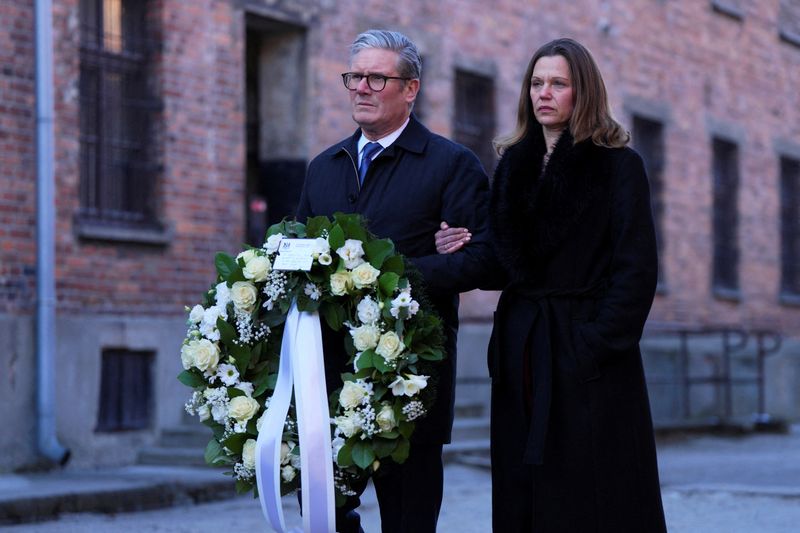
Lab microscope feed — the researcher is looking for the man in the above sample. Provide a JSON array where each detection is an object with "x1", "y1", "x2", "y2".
[{"x1": 296, "y1": 29, "x2": 490, "y2": 533}]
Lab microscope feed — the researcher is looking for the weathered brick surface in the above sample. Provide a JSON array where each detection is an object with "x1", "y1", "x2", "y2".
[{"x1": 1, "y1": 0, "x2": 799, "y2": 333}]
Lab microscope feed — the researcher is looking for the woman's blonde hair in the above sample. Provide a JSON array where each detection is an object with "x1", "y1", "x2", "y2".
[{"x1": 495, "y1": 38, "x2": 629, "y2": 154}]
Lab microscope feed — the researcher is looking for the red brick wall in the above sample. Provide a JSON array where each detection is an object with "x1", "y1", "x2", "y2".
[
  {"x1": 3, "y1": 0, "x2": 800, "y2": 333},
  {"x1": 45, "y1": 0, "x2": 246, "y2": 315},
  {"x1": 0, "y1": 0, "x2": 36, "y2": 314}
]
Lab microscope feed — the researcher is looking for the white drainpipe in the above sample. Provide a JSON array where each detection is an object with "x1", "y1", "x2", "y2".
[{"x1": 35, "y1": 0, "x2": 70, "y2": 466}]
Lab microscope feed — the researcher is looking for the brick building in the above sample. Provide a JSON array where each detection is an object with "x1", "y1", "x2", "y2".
[{"x1": 2, "y1": 0, "x2": 800, "y2": 471}]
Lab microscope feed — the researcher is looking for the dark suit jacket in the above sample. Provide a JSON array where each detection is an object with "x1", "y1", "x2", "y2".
[{"x1": 297, "y1": 115, "x2": 490, "y2": 444}]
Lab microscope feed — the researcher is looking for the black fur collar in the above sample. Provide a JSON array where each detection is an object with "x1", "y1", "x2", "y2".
[{"x1": 489, "y1": 127, "x2": 604, "y2": 281}]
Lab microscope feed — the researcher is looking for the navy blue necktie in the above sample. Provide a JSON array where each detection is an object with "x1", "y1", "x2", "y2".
[{"x1": 358, "y1": 142, "x2": 382, "y2": 185}]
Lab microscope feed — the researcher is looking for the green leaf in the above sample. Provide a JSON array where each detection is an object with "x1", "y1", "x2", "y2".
[
  {"x1": 373, "y1": 437, "x2": 398, "y2": 458},
  {"x1": 379, "y1": 430, "x2": 399, "y2": 439},
  {"x1": 378, "y1": 272, "x2": 400, "y2": 297},
  {"x1": 373, "y1": 353, "x2": 390, "y2": 373},
  {"x1": 177, "y1": 370, "x2": 207, "y2": 388},
  {"x1": 320, "y1": 301, "x2": 346, "y2": 331},
  {"x1": 306, "y1": 216, "x2": 332, "y2": 238},
  {"x1": 364, "y1": 239, "x2": 394, "y2": 269},
  {"x1": 339, "y1": 215, "x2": 368, "y2": 242},
  {"x1": 223, "y1": 432, "x2": 249, "y2": 455},
  {"x1": 227, "y1": 386, "x2": 246, "y2": 398},
  {"x1": 217, "y1": 317, "x2": 237, "y2": 345},
  {"x1": 337, "y1": 438, "x2": 355, "y2": 467},
  {"x1": 235, "y1": 479, "x2": 254, "y2": 494},
  {"x1": 230, "y1": 343, "x2": 251, "y2": 375},
  {"x1": 381, "y1": 255, "x2": 404, "y2": 276},
  {"x1": 214, "y1": 253, "x2": 238, "y2": 279},
  {"x1": 204, "y1": 439, "x2": 223, "y2": 465},
  {"x1": 328, "y1": 224, "x2": 345, "y2": 252},
  {"x1": 351, "y1": 441, "x2": 376, "y2": 469},
  {"x1": 419, "y1": 348, "x2": 444, "y2": 361},
  {"x1": 398, "y1": 421, "x2": 414, "y2": 439},
  {"x1": 391, "y1": 437, "x2": 410, "y2": 463},
  {"x1": 356, "y1": 350, "x2": 375, "y2": 370},
  {"x1": 253, "y1": 372, "x2": 278, "y2": 397}
]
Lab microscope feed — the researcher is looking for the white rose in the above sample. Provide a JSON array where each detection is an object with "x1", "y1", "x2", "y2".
[
  {"x1": 215, "y1": 282, "x2": 231, "y2": 307},
  {"x1": 264, "y1": 233, "x2": 284, "y2": 253},
  {"x1": 180, "y1": 343, "x2": 195, "y2": 370},
  {"x1": 350, "y1": 324, "x2": 380, "y2": 352},
  {"x1": 339, "y1": 381, "x2": 369, "y2": 410},
  {"x1": 356, "y1": 296, "x2": 381, "y2": 324},
  {"x1": 200, "y1": 305, "x2": 226, "y2": 340},
  {"x1": 336, "y1": 239, "x2": 365, "y2": 269},
  {"x1": 376, "y1": 404, "x2": 396, "y2": 432},
  {"x1": 375, "y1": 331, "x2": 404, "y2": 361},
  {"x1": 186, "y1": 338, "x2": 220, "y2": 372},
  {"x1": 350, "y1": 263, "x2": 380, "y2": 289},
  {"x1": 237, "y1": 249, "x2": 257, "y2": 264},
  {"x1": 331, "y1": 437, "x2": 346, "y2": 463},
  {"x1": 189, "y1": 304, "x2": 205, "y2": 324},
  {"x1": 389, "y1": 376, "x2": 407, "y2": 397},
  {"x1": 330, "y1": 272, "x2": 353, "y2": 296},
  {"x1": 242, "y1": 439, "x2": 256, "y2": 470},
  {"x1": 334, "y1": 412, "x2": 360, "y2": 438},
  {"x1": 197, "y1": 404, "x2": 211, "y2": 422},
  {"x1": 235, "y1": 381, "x2": 254, "y2": 397},
  {"x1": 404, "y1": 374, "x2": 429, "y2": 396},
  {"x1": 243, "y1": 255, "x2": 271, "y2": 282},
  {"x1": 312, "y1": 237, "x2": 330, "y2": 256},
  {"x1": 228, "y1": 395, "x2": 260, "y2": 423},
  {"x1": 281, "y1": 465, "x2": 297, "y2": 482},
  {"x1": 318, "y1": 252, "x2": 333, "y2": 266},
  {"x1": 231, "y1": 281, "x2": 258, "y2": 313}
]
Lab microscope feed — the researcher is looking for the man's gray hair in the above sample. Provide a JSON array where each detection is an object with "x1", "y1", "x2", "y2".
[{"x1": 349, "y1": 29, "x2": 422, "y2": 80}]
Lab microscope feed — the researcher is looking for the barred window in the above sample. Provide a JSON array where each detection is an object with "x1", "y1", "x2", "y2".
[
  {"x1": 712, "y1": 138, "x2": 740, "y2": 296},
  {"x1": 781, "y1": 157, "x2": 800, "y2": 297},
  {"x1": 96, "y1": 348, "x2": 153, "y2": 431},
  {"x1": 633, "y1": 116, "x2": 666, "y2": 287},
  {"x1": 79, "y1": 0, "x2": 160, "y2": 229},
  {"x1": 453, "y1": 70, "x2": 496, "y2": 174}
]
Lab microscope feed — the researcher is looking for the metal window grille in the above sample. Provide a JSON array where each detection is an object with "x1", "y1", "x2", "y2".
[
  {"x1": 780, "y1": 157, "x2": 800, "y2": 296},
  {"x1": 633, "y1": 116, "x2": 666, "y2": 286},
  {"x1": 96, "y1": 348, "x2": 154, "y2": 431},
  {"x1": 79, "y1": 0, "x2": 160, "y2": 227},
  {"x1": 712, "y1": 138, "x2": 740, "y2": 294},
  {"x1": 453, "y1": 70, "x2": 496, "y2": 174}
]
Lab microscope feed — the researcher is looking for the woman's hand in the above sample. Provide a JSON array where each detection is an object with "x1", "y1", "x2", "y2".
[{"x1": 435, "y1": 221, "x2": 471, "y2": 254}]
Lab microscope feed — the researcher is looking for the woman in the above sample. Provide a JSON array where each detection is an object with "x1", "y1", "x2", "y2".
[{"x1": 436, "y1": 38, "x2": 667, "y2": 532}]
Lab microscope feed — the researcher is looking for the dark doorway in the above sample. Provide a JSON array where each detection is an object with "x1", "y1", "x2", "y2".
[{"x1": 245, "y1": 16, "x2": 308, "y2": 246}]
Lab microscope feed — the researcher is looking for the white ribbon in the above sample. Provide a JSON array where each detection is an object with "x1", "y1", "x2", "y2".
[{"x1": 255, "y1": 300, "x2": 336, "y2": 533}]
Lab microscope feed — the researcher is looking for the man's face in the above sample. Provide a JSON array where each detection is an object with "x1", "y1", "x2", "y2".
[{"x1": 348, "y1": 48, "x2": 419, "y2": 140}]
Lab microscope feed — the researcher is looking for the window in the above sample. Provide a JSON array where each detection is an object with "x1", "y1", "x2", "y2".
[
  {"x1": 633, "y1": 116, "x2": 666, "y2": 287},
  {"x1": 453, "y1": 70, "x2": 496, "y2": 174},
  {"x1": 79, "y1": 0, "x2": 160, "y2": 230},
  {"x1": 711, "y1": 138, "x2": 740, "y2": 296},
  {"x1": 96, "y1": 348, "x2": 154, "y2": 431},
  {"x1": 781, "y1": 157, "x2": 800, "y2": 298}
]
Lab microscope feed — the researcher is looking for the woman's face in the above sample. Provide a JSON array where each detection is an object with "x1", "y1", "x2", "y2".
[{"x1": 530, "y1": 55, "x2": 575, "y2": 131}]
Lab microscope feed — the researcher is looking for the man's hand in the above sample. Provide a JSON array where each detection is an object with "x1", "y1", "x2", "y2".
[{"x1": 435, "y1": 221, "x2": 471, "y2": 254}]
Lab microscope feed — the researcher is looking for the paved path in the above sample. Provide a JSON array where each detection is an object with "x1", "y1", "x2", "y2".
[{"x1": 3, "y1": 428, "x2": 800, "y2": 532}]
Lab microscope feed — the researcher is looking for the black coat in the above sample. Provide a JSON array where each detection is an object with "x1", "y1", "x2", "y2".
[
  {"x1": 297, "y1": 116, "x2": 491, "y2": 444},
  {"x1": 488, "y1": 127, "x2": 667, "y2": 532}
]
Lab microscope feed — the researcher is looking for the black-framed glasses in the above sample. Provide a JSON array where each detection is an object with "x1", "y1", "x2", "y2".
[{"x1": 341, "y1": 72, "x2": 411, "y2": 92}]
